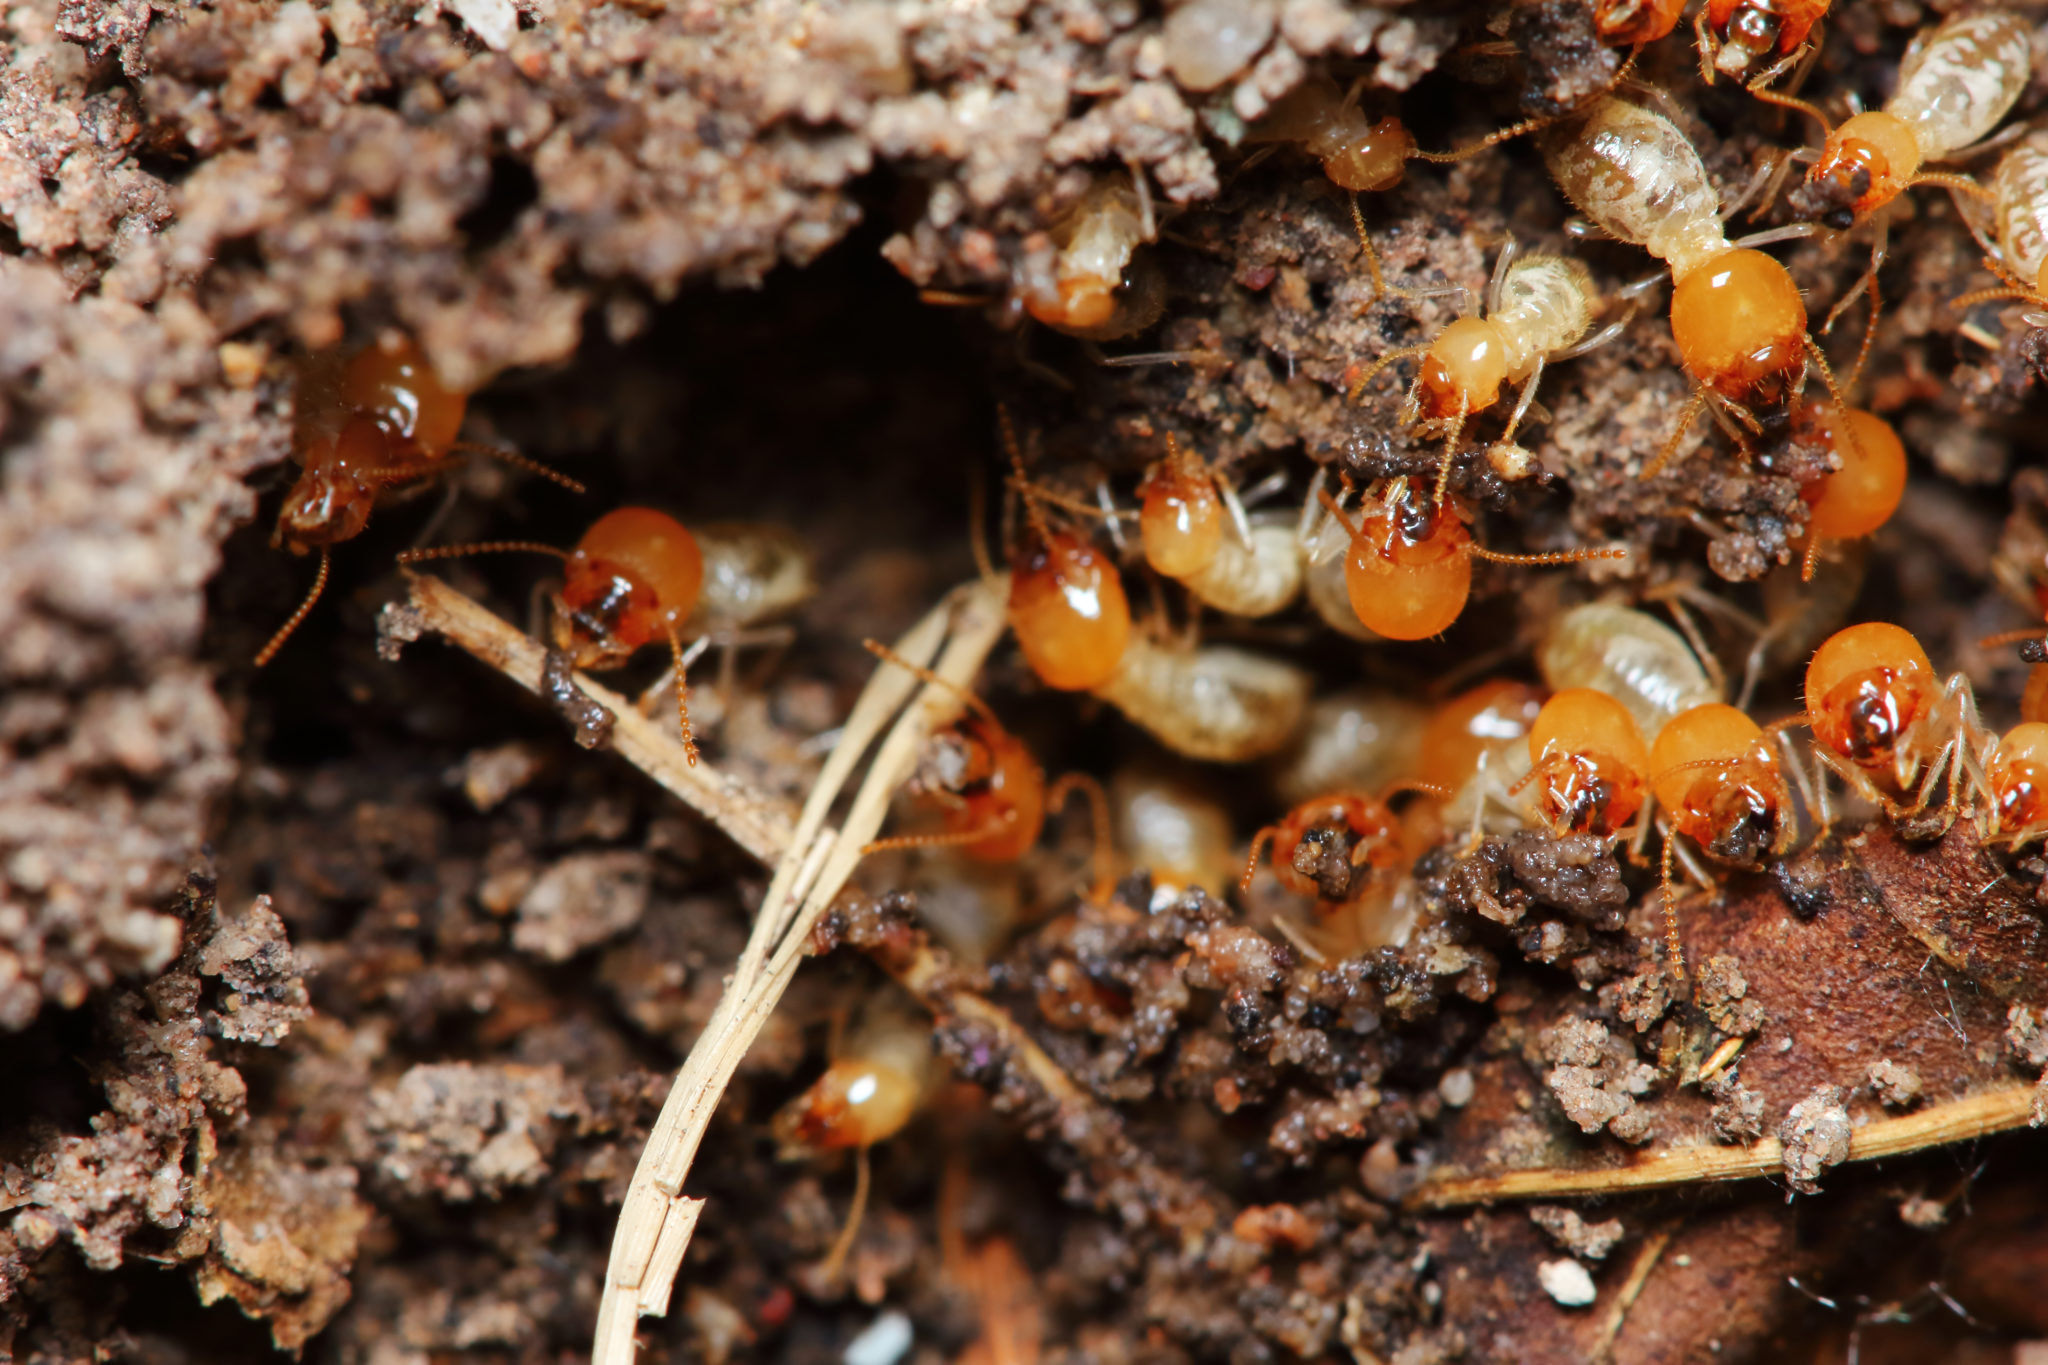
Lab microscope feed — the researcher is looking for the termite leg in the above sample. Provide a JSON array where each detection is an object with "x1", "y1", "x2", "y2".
[{"x1": 1047, "y1": 771, "x2": 1116, "y2": 902}]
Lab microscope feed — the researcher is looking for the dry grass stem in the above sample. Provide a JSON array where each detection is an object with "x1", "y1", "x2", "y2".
[
  {"x1": 399, "y1": 573, "x2": 795, "y2": 864},
  {"x1": 1408, "y1": 1084, "x2": 2041, "y2": 1210}
]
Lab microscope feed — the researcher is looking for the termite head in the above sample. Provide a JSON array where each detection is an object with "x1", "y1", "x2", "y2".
[
  {"x1": 552, "y1": 507, "x2": 703, "y2": 669},
  {"x1": 1138, "y1": 436, "x2": 1224, "y2": 578},
  {"x1": 1594, "y1": 0, "x2": 1686, "y2": 47},
  {"x1": 1707, "y1": 0, "x2": 1824, "y2": 77},
  {"x1": 1009, "y1": 527, "x2": 1132, "y2": 691},
  {"x1": 1669, "y1": 248, "x2": 1808, "y2": 419},
  {"x1": 1244, "y1": 792, "x2": 1403, "y2": 902},
  {"x1": 341, "y1": 334, "x2": 466, "y2": 457},
  {"x1": 1416, "y1": 679, "x2": 1547, "y2": 792},
  {"x1": 1338, "y1": 482, "x2": 1474, "y2": 641},
  {"x1": 1988, "y1": 722, "x2": 2048, "y2": 847},
  {"x1": 1808, "y1": 112, "x2": 1920, "y2": 221},
  {"x1": 275, "y1": 417, "x2": 386, "y2": 552},
  {"x1": 1524, "y1": 688, "x2": 1650, "y2": 837},
  {"x1": 911, "y1": 713, "x2": 1047, "y2": 863},
  {"x1": 1327, "y1": 117, "x2": 1415, "y2": 193},
  {"x1": 772, "y1": 1056, "x2": 926, "y2": 1156},
  {"x1": 1803, "y1": 622, "x2": 1935, "y2": 771},
  {"x1": 1416, "y1": 318, "x2": 1510, "y2": 420},
  {"x1": 1650, "y1": 703, "x2": 1790, "y2": 867},
  {"x1": 1796, "y1": 403, "x2": 1908, "y2": 545}
]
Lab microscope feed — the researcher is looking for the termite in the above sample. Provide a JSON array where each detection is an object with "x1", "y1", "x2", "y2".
[
  {"x1": 1513, "y1": 687, "x2": 1653, "y2": 840},
  {"x1": 1647, "y1": 702, "x2": 1796, "y2": 977},
  {"x1": 773, "y1": 997, "x2": 934, "y2": 1281},
  {"x1": 1240, "y1": 791, "x2": 1411, "y2": 905},
  {"x1": 1792, "y1": 404, "x2": 1907, "y2": 582},
  {"x1": 1540, "y1": 94, "x2": 1852, "y2": 464},
  {"x1": 1091, "y1": 634, "x2": 1311, "y2": 762},
  {"x1": 861, "y1": 641, "x2": 1112, "y2": 898},
  {"x1": 1980, "y1": 721, "x2": 2048, "y2": 850},
  {"x1": 688, "y1": 521, "x2": 817, "y2": 631},
  {"x1": 1800, "y1": 622, "x2": 1983, "y2": 821},
  {"x1": 1314, "y1": 478, "x2": 1625, "y2": 641},
  {"x1": 1349, "y1": 243, "x2": 1628, "y2": 503},
  {"x1": 1952, "y1": 128, "x2": 2048, "y2": 326},
  {"x1": 1273, "y1": 689, "x2": 1430, "y2": 806},
  {"x1": 258, "y1": 334, "x2": 582, "y2": 665},
  {"x1": 1247, "y1": 76, "x2": 1418, "y2": 194},
  {"x1": 398, "y1": 506, "x2": 707, "y2": 763},
  {"x1": 1799, "y1": 11, "x2": 2031, "y2": 229},
  {"x1": 1138, "y1": 435, "x2": 1302, "y2": 617},
  {"x1": 1003, "y1": 425, "x2": 1134, "y2": 692},
  {"x1": 1023, "y1": 174, "x2": 1165, "y2": 340}
]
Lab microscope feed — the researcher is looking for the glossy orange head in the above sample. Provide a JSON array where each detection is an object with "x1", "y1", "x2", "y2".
[
  {"x1": 276, "y1": 416, "x2": 389, "y2": 551},
  {"x1": 340, "y1": 335, "x2": 466, "y2": 459},
  {"x1": 1803, "y1": 622, "x2": 1935, "y2": 768},
  {"x1": 1417, "y1": 318, "x2": 1510, "y2": 420},
  {"x1": 1808, "y1": 112, "x2": 1920, "y2": 221},
  {"x1": 1010, "y1": 530, "x2": 1132, "y2": 690},
  {"x1": 1027, "y1": 279, "x2": 1117, "y2": 332},
  {"x1": 925, "y1": 714, "x2": 1047, "y2": 862},
  {"x1": 1341, "y1": 490, "x2": 1473, "y2": 641},
  {"x1": 1669, "y1": 248, "x2": 1807, "y2": 413},
  {"x1": 1990, "y1": 722, "x2": 2048, "y2": 842},
  {"x1": 1139, "y1": 439, "x2": 1224, "y2": 579},
  {"x1": 1258, "y1": 792, "x2": 1401, "y2": 900},
  {"x1": 1594, "y1": 0, "x2": 1687, "y2": 46},
  {"x1": 1416, "y1": 679, "x2": 1546, "y2": 792},
  {"x1": 1649, "y1": 703, "x2": 1787, "y2": 865},
  {"x1": 554, "y1": 507, "x2": 704, "y2": 666},
  {"x1": 771, "y1": 1057, "x2": 924, "y2": 1154},
  {"x1": 1526, "y1": 688, "x2": 1650, "y2": 836},
  {"x1": 1325, "y1": 118, "x2": 1415, "y2": 193},
  {"x1": 1706, "y1": 0, "x2": 1825, "y2": 73},
  {"x1": 1799, "y1": 405, "x2": 1907, "y2": 541}
]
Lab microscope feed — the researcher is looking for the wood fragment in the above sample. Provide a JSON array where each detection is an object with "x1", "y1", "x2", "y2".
[{"x1": 1409, "y1": 1084, "x2": 2042, "y2": 1210}]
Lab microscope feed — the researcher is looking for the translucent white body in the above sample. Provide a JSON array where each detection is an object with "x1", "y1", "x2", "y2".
[
  {"x1": 1493, "y1": 255, "x2": 1597, "y2": 377},
  {"x1": 1538, "y1": 601, "x2": 1718, "y2": 741},
  {"x1": 1540, "y1": 97, "x2": 1730, "y2": 280},
  {"x1": 1092, "y1": 637, "x2": 1310, "y2": 762},
  {"x1": 690, "y1": 521, "x2": 816, "y2": 628},
  {"x1": 1271, "y1": 690, "x2": 1428, "y2": 805},
  {"x1": 1181, "y1": 518, "x2": 1303, "y2": 617},
  {"x1": 1889, "y1": 11, "x2": 2032, "y2": 160},
  {"x1": 1990, "y1": 128, "x2": 2048, "y2": 287}
]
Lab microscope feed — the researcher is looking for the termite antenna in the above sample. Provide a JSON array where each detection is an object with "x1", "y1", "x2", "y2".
[
  {"x1": 1381, "y1": 780, "x2": 1453, "y2": 802},
  {"x1": 254, "y1": 548, "x2": 332, "y2": 667},
  {"x1": 1745, "y1": 54, "x2": 1831, "y2": 141},
  {"x1": 1410, "y1": 47, "x2": 1640, "y2": 163},
  {"x1": 1347, "y1": 344, "x2": 1431, "y2": 403},
  {"x1": 394, "y1": 540, "x2": 570, "y2": 565},
  {"x1": 1239, "y1": 825, "x2": 1279, "y2": 893},
  {"x1": 997, "y1": 405, "x2": 1056, "y2": 545},
  {"x1": 1432, "y1": 393, "x2": 1472, "y2": 514},
  {"x1": 862, "y1": 813, "x2": 1021, "y2": 857},
  {"x1": 1046, "y1": 771, "x2": 1115, "y2": 902},
  {"x1": 861, "y1": 638, "x2": 1001, "y2": 726},
  {"x1": 1659, "y1": 833, "x2": 1687, "y2": 985},
  {"x1": 1645, "y1": 387, "x2": 1711, "y2": 480},
  {"x1": 662, "y1": 618, "x2": 701, "y2": 766},
  {"x1": 445, "y1": 441, "x2": 587, "y2": 494},
  {"x1": 1979, "y1": 626, "x2": 2045, "y2": 650},
  {"x1": 1467, "y1": 543, "x2": 1629, "y2": 566},
  {"x1": 1350, "y1": 194, "x2": 1394, "y2": 302}
]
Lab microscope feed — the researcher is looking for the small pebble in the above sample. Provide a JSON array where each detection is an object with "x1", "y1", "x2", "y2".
[
  {"x1": 1538, "y1": 1257, "x2": 1597, "y2": 1309},
  {"x1": 1437, "y1": 1067, "x2": 1474, "y2": 1107},
  {"x1": 1163, "y1": 0, "x2": 1273, "y2": 91},
  {"x1": 844, "y1": 1310, "x2": 913, "y2": 1365}
]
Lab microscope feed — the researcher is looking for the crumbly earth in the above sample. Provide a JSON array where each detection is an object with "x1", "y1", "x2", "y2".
[{"x1": 3, "y1": 0, "x2": 2048, "y2": 1361}]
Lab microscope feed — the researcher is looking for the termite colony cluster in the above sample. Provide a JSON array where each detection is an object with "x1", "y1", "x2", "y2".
[{"x1": 231, "y1": 3, "x2": 2048, "y2": 1362}]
